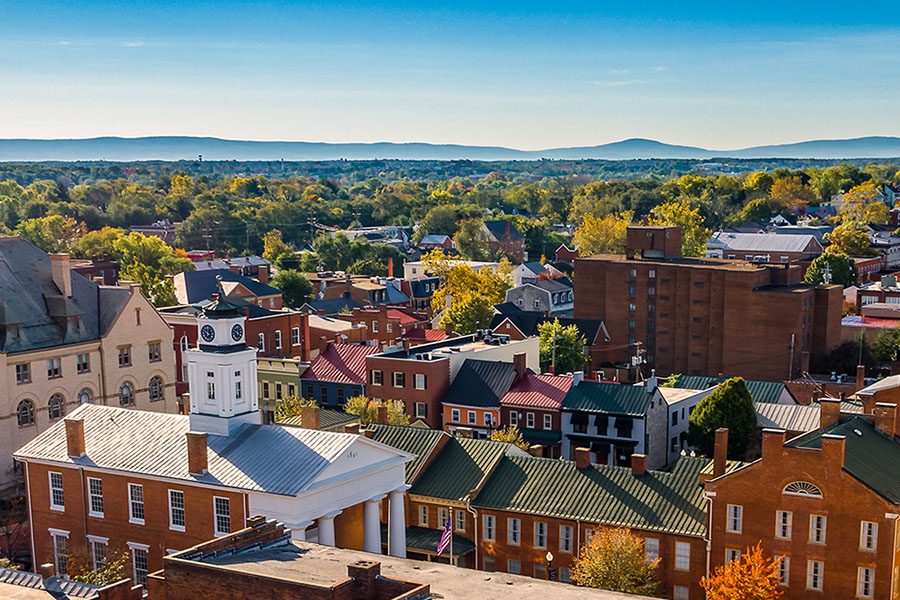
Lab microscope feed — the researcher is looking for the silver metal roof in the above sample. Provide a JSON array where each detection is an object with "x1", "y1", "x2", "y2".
[
  {"x1": 708, "y1": 232, "x2": 820, "y2": 254},
  {"x1": 754, "y1": 402, "x2": 820, "y2": 433}
]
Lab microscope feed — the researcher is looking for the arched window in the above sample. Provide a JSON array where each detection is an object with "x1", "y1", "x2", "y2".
[
  {"x1": 119, "y1": 381, "x2": 135, "y2": 406},
  {"x1": 48, "y1": 393, "x2": 66, "y2": 421},
  {"x1": 783, "y1": 481, "x2": 823, "y2": 498},
  {"x1": 77, "y1": 388, "x2": 94, "y2": 404},
  {"x1": 148, "y1": 376, "x2": 164, "y2": 402},
  {"x1": 180, "y1": 336, "x2": 189, "y2": 351},
  {"x1": 17, "y1": 399, "x2": 35, "y2": 427}
]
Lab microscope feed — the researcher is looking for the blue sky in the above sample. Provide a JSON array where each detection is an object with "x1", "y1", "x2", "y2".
[{"x1": 2, "y1": 1, "x2": 899, "y2": 149}]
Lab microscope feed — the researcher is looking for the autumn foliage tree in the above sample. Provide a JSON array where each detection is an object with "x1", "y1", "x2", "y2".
[
  {"x1": 571, "y1": 527, "x2": 660, "y2": 596},
  {"x1": 573, "y1": 211, "x2": 633, "y2": 255},
  {"x1": 648, "y1": 198, "x2": 710, "y2": 257},
  {"x1": 425, "y1": 249, "x2": 511, "y2": 334},
  {"x1": 700, "y1": 543, "x2": 784, "y2": 600},
  {"x1": 490, "y1": 425, "x2": 529, "y2": 450},
  {"x1": 344, "y1": 396, "x2": 410, "y2": 426}
]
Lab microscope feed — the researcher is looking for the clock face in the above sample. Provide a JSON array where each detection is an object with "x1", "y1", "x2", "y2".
[
  {"x1": 200, "y1": 324, "x2": 215, "y2": 343},
  {"x1": 231, "y1": 323, "x2": 244, "y2": 342}
]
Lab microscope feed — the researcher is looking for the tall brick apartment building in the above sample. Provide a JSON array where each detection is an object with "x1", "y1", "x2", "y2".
[{"x1": 574, "y1": 226, "x2": 843, "y2": 381}]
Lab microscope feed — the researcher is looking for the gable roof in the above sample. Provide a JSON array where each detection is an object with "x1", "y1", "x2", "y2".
[
  {"x1": 411, "y1": 437, "x2": 520, "y2": 502},
  {"x1": 367, "y1": 424, "x2": 447, "y2": 482},
  {"x1": 673, "y1": 375, "x2": 788, "y2": 404},
  {"x1": 420, "y1": 234, "x2": 452, "y2": 245},
  {"x1": 176, "y1": 268, "x2": 281, "y2": 304},
  {"x1": 300, "y1": 343, "x2": 380, "y2": 385},
  {"x1": 755, "y1": 402, "x2": 820, "y2": 433},
  {"x1": 473, "y1": 455, "x2": 712, "y2": 537},
  {"x1": 707, "y1": 231, "x2": 822, "y2": 254},
  {"x1": 385, "y1": 308, "x2": 421, "y2": 325},
  {"x1": 489, "y1": 311, "x2": 607, "y2": 345},
  {"x1": 534, "y1": 277, "x2": 573, "y2": 292},
  {"x1": 444, "y1": 359, "x2": 519, "y2": 408},
  {"x1": 562, "y1": 381, "x2": 655, "y2": 416},
  {"x1": 483, "y1": 220, "x2": 523, "y2": 242},
  {"x1": 193, "y1": 255, "x2": 270, "y2": 271},
  {"x1": 500, "y1": 373, "x2": 572, "y2": 410},
  {"x1": 301, "y1": 297, "x2": 364, "y2": 315}
]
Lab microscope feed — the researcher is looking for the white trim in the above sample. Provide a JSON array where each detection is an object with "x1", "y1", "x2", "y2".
[
  {"x1": 126, "y1": 541, "x2": 150, "y2": 551},
  {"x1": 128, "y1": 483, "x2": 145, "y2": 525},
  {"x1": 87, "y1": 534, "x2": 109, "y2": 544},
  {"x1": 87, "y1": 476, "x2": 104, "y2": 519},
  {"x1": 48, "y1": 471, "x2": 64, "y2": 511},
  {"x1": 48, "y1": 527, "x2": 70, "y2": 538},
  {"x1": 168, "y1": 489, "x2": 186, "y2": 532}
]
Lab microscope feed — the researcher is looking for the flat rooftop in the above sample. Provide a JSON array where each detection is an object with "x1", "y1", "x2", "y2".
[
  {"x1": 373, "y1": 332, "x2": 524, "y2": 361},
  {"x1": 578, "y1": 253, "x2": 764, "y2": 271}
]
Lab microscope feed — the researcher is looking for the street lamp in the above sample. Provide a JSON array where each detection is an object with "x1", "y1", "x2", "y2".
[{"x1": 546, "y1": 551, "x2": 554, "y2": 580}]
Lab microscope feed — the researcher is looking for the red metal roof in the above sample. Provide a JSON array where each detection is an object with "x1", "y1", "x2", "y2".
[
  {"x1": 386, "y1": 308, "x2": 420, "y2": 325},
  {"x1": 402, "y1": 328, "x2": 450, "y2": 342},
  {"x1": 301, "y1": 343, "x2": 381, "y2": 385},
  {"x1": 500, "y1": 373, "x2": 573, "y2": 410}
]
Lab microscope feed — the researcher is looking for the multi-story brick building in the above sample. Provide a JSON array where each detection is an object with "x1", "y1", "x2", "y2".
[
  {"x1": 498, "y1": 370, "x2": 573, "y2": 458},
  {"x1": 442, "y1": 358, "x2": 519, "y2": 438},
  {"x1": 705, "y1": 401, "x2": 900, "y2": 600},
  {"x1": 705, "y1": 231, "x2": 824, "y2": 263},
  {"x1": 0, "y1": 240, "x2": 177, "y2": 493},
  {"x1": 300, "y1": 343, "x2": 381, "y2": 408},
  {"x1": 574, "y1": 225, "x2": 843, "y2": 381},
  {"x1": 336, "y1": 307, "x2": 429, "y2": 345}
]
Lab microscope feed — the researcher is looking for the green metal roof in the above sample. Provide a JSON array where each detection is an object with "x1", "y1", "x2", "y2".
[
  {"x1": 473, "y1": 455, "x2": 712, "y2": 537},
  {"x1": 520, "y1": 428, "x2": 562, "y2": 443},
  {"x1": 368, "y1": 424, "x2": 446, "y2": 483},
  {"x1": 411, "y1": 437, "x2": 517, "y2": 502},
  {"x1": 280, "y1": 408, "x2": 359, "y2": 432},
  {"x1": 380, "y1": 524, "x2": 475, "y2": 556},
  {"x1": 674, "y1": 375, "x2": 787, "y2": 404},
  {"x1": 562, "y1": 381, "x2": 654, "y2": 416},
  {"x1": 786, "y1": 416, "x2": 900, "y2": 503}
]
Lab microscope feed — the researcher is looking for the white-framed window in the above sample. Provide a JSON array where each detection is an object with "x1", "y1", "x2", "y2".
[
  {"x1": 207, "y1": 381, "x2": 215, "y2": 401},
  {"x1": 87, "y1": 477, "x2": 103, "y2": 518},
  {"x1": 415, "y1": 403, "x2": 427, "y2": 419},
  {"x1": 214, "y1": 497, "x2": 231, "y2": 536},
  {"x1": 726, "y1": 548, "x2": 741, "y2": 563},
  {"x1": 50, "y1": 529, "x2": 69, "y2": 576},
  {"x1": 510, "y1": 411, "x2": 518, "y2": 426},
  {"x1": 438, "y1": 507, "x2": 449, "y2": 527},
  {"x1": 386, "y1": 323, "x2": 393, "y2": 333},
  {"x1": 857, "y1": 567, "x2": 874, "y2": 598},
  {"x1": 543, "y1": 414, "x2": 552, "y2": 430},
  {"x1": 88, "y1": 535, "x2": 108, "y2": 571},
  {"x1": 392, "y1": 371, "x2": 406, "y2": 388},
  {"x1": 414, "y1": 373, "x2": 427, "y2": 390},
  {"x1": 467, "y1": 410, "x2": 476, "y2": 424},
  {"x1": 180, "y1": 335, "x2": 189, "y2": 351},
  {"x1": 673, "y1": 586, "x2": 689, "y2": 600},
  {"x1": 559, "y1": 525, "x2": 573, "y2": 553},
  {"x1": 274, "y1": 330, "x2": 282, "y2": 350},
  {"x1": 534, "y1": 521, "x2": 547, "y2": 548},
  {"x1": 483, "y1": 412, "x2": 492, "y2": 426},
  {"x1": 526, "y1": 412, "x2": 535, "y2": 428},
  {"x1": 507, "y1": 518, "x2": 520, "y2": 545},
  {"x1": 47, "y1": 357, "x2": 61, "y2": 378},
  {"x1": 860, "y1": 521, "x2": 877, "y2": 551},
  {"x1": 809, "y1": 514, "x2": 826, "y2": 544},
  {"x1": 181, "y1": 364, "x2": 189, "y2": 383},
  {"x1": 49, "y1": 472, "x2": 64, "y2": 511},
  {"x1": 291, "y1": 327, "x2": 300, "y2": 345},
  {"x1": 418, "y1": 505, "x2": 428, "y2": 526},
  {"x1": 235, "y1": 380, "x2": 242, "y2": 400},
  {"x1": 806, "y1": 560, "x2": 824, "y2": 591},
  {"x1": 371, "y1": 370, "x2": 383, "y2": 386},
  {"x1": 775, "y1": 510, "x2": 792, "y2": 540},
  {"x1": 128, "y1": 483, "x2": 145, "y2": 525},
  {"x1": 508, "y1": 559, "x2": 521, "y2": 574},
  {"x1": 778, "y1": 555, "x2": 790, "y2": 587},
  {"x1": 483, "y1": 515, "x2": 495, "y2": 541},
  {"x1": 128, "y1": 542, "x2": 149, "y2": 586},
  {"x1": 451, "y1": 408, "x2": 460, "y2": 422},
  {"x1": 455, "y1": 510, "x2": 465, "y2": 532},
  {"x1": 644, "y1": 537, "x2": 659, "y2": 562},
  {"x1": 168, "y1": 489, "x2": 186, "y2": 532},
  {"x1": 371, "y1": 321, "x2": 379, "y2": 333},
  {"x1": 257, "y1": 333, "x2": 265, "y2": 351},
  {"x1": 76, "y1": 353, "x2": 91, "y2": 374},
  {"x1": 726, "y1": 504, "x2": 743, "y2": 533},
  {"x1": 675, "y1": 541, "x2": 691, "y2": 571}
]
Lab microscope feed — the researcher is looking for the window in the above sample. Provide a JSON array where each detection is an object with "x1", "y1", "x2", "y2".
[
  {"x1": 118, "y1": 346, "x2": 132, "y2": 367},
  {"x1": 857, "y1": 567, "x2": 874, "y2": 598},
  {"x1": 534, "y1": 521, "x2": 547, "y2": 548},
  {"x1": 559, "y1": 567, "x2": 571, "y2": 583},
  {"x1": 507, "y1": 518, "x2": 521, "y2": 545},
  {"x1": 17, "y1": 399, "x2": 35, "y2": 427},
  {"x1": 415, "y1": 403, "x2": 427, "y2": 419},
  {"x1": 148, "y1": 342, "x2": 161, "y2": 362},
  {"x1": 87, "y1": 478, "x2": 103, "y2": 517},
  {"x1": 726, "y1": 548, "x2": 741, "y2": 563},
  {"x1": 778, "y1": 556, "x2": 790, "y2": 587},
  {"x1": 180, "y1": 336, "x2": 189, "y2": 351},
  {"x1": 76, "y1": 353, "x2": 91, "y2": 374},
  {"x1": 274, "y1": 330, "x2": 282, "y2": 349},
  {"x1": 169, "y1": 490, "x2": 186, "y2": 531},
  {"x1": 455, "y1": 510, "x2": 465, "y2": 532},
  {"x1": 386, "y1": 323, "x2": 393, "y2": 333},
  {"x1": 769, "y1": 509, "x2": 793, "y2": 540},
  {"x1": 262, "y1": 382, "x2": 270, "y2": 398},
  {"x1": 207, "y1": 381, "x2": 216, "y2": 401},
  {"x1": 392, "y1": 372, "x2": 406, "y2": 388},
  {"x1": 510, "y1": 411, "x2": 518, "y2": 426},
  {"x1": 414, "y1": 373, "x2": 427, "y2": 390},
  {"x1": 526, "y1": 412, "x2": 535, "y2": 428},
  {"x1": 644, "y1": 537, "x2": 659, "y2": 562},
  {"x1": 371, "y1": 321, "x2": 379, "y2": 333},
  {"x1": 51, "y1": 530, "x2": 69, "y2": 576},
  {"x1": 534, "y1": 563, "x2": 547, "y2": 579},
  {"x1": 181, "y1": 365, "x2": 189, "y2": 383},
  {"x1": 418, "y1": 505, "x2": 428, "y2": 526},
  {"x1": 860, "y1": 521, "x2": 877, "y2": 551},
  {"x1": 483, "y1": 412, "x2": 492, "y2": 426},
  {"x1": 809, "y1": 514, "x2": 826, "y2": 544},
  {"x1": 806, "y1": 560, "x2": 823, "y2": 591},
  {"x1": 467, "y1": 411, "x2": 476, "y2": 425},
  {"x1": 49, "y1": 472, "x2": 65, "y2": 510},
  {"x1": 483, "y1": 515, "x2": 495, "y2": 541},
  {"x1": 119, "y1": 381, "x2": 135, "y2": 406},
  {"x1": 235, "y1": 380, "x2": 243, "y2": 400},
  {"x1": 559, "y1": 525, "x2": 573, "y2": 553},
  {"x1": 371, "y1": 370, "x2": 383, "y2": 386},
  {"x1": 543, "y1": 414, "x2": 552, "y2": 430},
  {"x1": 48, "y1": 393, "x2": 65, "y2": 420},
  {"x1": 533, "y1": 300, "x2": 540, "y2": 309},
  {"x1": 675, "y1": 541, "x2": 691, "y2": 571},
  {"x1": 214, "y1": 497, "x2": 231, "y2": 535},
  {"x1": 47, "y1": 357, "x2": 61, "y2": 378},
  {"x1": 727, "y1": 505, "x2": 743, "y2": 534},
  {"x1": 15, "y1": 362, "x2": 31, "y2": 384},
  {"x1": 89, "y1": 536, "x2": 108, "y2": 571},
  {"x1": 148, "y1": 376, "x2": 164, "y2": 402},
  {"x1": 291, "y1": 327, "x2": 300, "y2": 345},
  {"x1": 673, "y1": 586, "x2": 689, "y2": 600},
  {"x1": 128, "y1": 484, "x2": 145, "y2": 524},
  {"x1": 257, "y1": 333, "x2": 265, "y2": 351},
  {"x1": 672, "y1": 411, "x2": 678, "y2": 426},
  {"x1": 130, "y1": 543, "x2": 149, "y2": 586},
  {"x1": 438, "y1": 507, "x2": 449, "y2": 527},
  {"x1": 508, "y1": 559, "x2": 521, "y2": 574},
  {"x1": 784, "y1": 481, "x2": 822, "y2": 498}
]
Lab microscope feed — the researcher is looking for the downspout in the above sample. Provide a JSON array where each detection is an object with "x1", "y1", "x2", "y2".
[
  {"x1": 23, "y1": 462, "x2": 35, "y2": 570},
  {"x1": 79, "y1": 466, "x2": 89, "y2": 559},
  {"x1": 465, "y1": 498, "x2": 478, "y2": 569},
  {"x1": 704, "y1": 492, "x2": 714, "y2": 585}
]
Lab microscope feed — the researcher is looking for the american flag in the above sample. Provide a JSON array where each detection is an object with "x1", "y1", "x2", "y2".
[{"x1": 436, "y1": 513, "x2": 452, "y2": 556}]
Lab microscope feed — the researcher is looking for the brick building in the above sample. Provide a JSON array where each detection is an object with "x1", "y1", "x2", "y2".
[
  {"x1": 441, "y1": 358, "x2": 519, "y2": 438},
  {"x1": 498, "y1": 370, "x2": 573, "y2": 458},
  {"x1": 574, "y1": 225, "x2": 843, "y2": 381},
  {"x1": 705, "y1": 231, "x2": 824, "y2": 263},
  {"x1": 173, "y1": 269, "x2": 282, "y2": 309},
  {"x1": 299, "y1": 343, "x2": 381, "y2": 408},
  {"x1": 336, "y1": 307, "x2": 429, "y2": 345}
]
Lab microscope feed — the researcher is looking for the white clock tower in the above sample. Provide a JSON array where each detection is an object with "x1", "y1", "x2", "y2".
[{"x1": 186, "y1": 291, "x2": 260, "y2": 436}]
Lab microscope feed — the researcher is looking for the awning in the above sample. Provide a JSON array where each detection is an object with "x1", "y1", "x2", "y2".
[
  {"x1": 520, "y1": 428, "x2": 562, "y2": 443},
  {"x1": 380, "y1": 524, "x2": 475, "y2": 556}
]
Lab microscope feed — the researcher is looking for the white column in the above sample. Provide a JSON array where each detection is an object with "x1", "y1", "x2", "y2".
[
  {"x1": 288, "y1": 520, "x2": 314, "y2": 542},
  {"x1": 317, "y1": 511, "x2": 342, "y2": 547},
  {"x1": 364, "y1": 495, "x2": 386, "y2": 554},
  {"x1": 388, "y1": 486, "x2": 410, "y2": 558}
]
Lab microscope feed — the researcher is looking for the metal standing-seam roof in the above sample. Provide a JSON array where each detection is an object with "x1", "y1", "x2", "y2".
[
  {"x1": 14, "y1": 404, "x2": 364, "y2": 497},
  {"x1": 300, "y1": 343, "x2": 381, "y2": 385},
  {"x1": 754, "y1": 402, "x2": 820, "y2": 433},
  {"x1": 674, "y1": 375, "x2": 788, "y2": 404},
  {"x1": 443, "y1": 359, "x2": 518, "y2": 408},
  {"x1": 473, "y1": 455, "x2": 712, "y2": 537},
  {"x1": 411, "y1": 437, "x2": 524, "y2": 502},
  {"x1": 707, "y1": 231, "x2": 821, "y2": 254},
  {"x1": 367, "y1": 424, "x2": 447, "y2": 482},
  {"x1": 562, "y1": 381, "x2": 655, "y2": 416},
  {"x1": 500, "y1": 372, "x2": 572, "y2": 410}
]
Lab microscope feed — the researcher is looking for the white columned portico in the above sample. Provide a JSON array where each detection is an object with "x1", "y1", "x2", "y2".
[
  {"x1": 364, "y1": 495, "x2": 387, "y2": 554},
  {"x1": 317, "y1": 511, "x2": 342, "y2": 547},
  {"x1": 388, "y1": 485, "x2": 410, "y2": 558},
  {"x1": 287, "y1": 520, "x2": 314, "y2": 542}
]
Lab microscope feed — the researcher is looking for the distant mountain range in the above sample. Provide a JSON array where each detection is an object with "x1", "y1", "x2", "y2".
[{"x1": 2, "y1": 135, "x2": 900, "y2": 162}]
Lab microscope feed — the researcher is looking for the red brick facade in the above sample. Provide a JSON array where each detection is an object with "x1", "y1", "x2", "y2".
[
  {"x1": 337, "y1": 308, "x2": 429, "y2": 346},
  {"x1": 366, "y1": 356, "x2": 450, "y2": 428}
]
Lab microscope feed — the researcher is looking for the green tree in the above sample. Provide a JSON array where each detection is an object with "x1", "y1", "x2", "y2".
[
  {"x1": 14, "y1": 215, "x2": 84, "y2": 253},
  {"x1": 454, "y1": 218, "x2": 490, "y2": 260},
  {"x1": 344, "y1": 396, "x2": 410, "y2": 426},
  {"x1": 72, "y1": 227, "x2": 125, "y2": 260},
  {"x1": 416, "y1": 204, "x2": 483, "y2": 241},
  {"x1": 873, "y1": 329, "x2": 900, "y2": 365},
  {"x1": 275, "y1": 395, "x2": 317, "y2": 422},
  {"x1": 114, "y1": 232, "x2": 194, "y2": 306},
  {"x1": 803, "y1": 252, "x2": 857, "y2": 287},
  {"x1": 731, "y1": 197, "x2": 774, "y2": 224},
  {"x1": 271, "y1": 269, "x2": 313, "y2": 308},
  {"x1": 648, "y1": 198, "x2": 710, "y2": 257},
  {"x1": 687, "y1": 377, "x2": 756, "y2": 459},
  {"x1": 538, "y1": 319, "x2": 587, "y2": 374},
  {"x1": 700, "y1": 543, "x2": 784, "y2": 600},
  {"x1": 261, "y1": 228, "x2": 295, "y2": 266},
  {"x1": 490, "y1": 425, "x2": 529, "y2": 450},
  {"x1": 822, "y1": 339, "x2": 878, "y2": 376},
  {"x1": 825, "y1": 222, "x2": 875, "y2": 257},
  {"x1": 571, "y1": 527, "x2": 660, "y2": 596},
  {"x1": 69, "y1": 550, "x2": 129, "y2": 586},
  {"x1": 573, "y1": 211, "x2": 633, "y2": 255}
]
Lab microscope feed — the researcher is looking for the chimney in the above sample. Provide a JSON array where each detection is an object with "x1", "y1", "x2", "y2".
[
  {"x1": 528, "y1": 444, "x2": 544, "y2": 457},
  {"x1": 363, "y1": 427, "x2": 375, "y2": 439},
  {"x1": 873, "y1": 402, "x2": 898, "y2": 438},
  {"x1": 402, "y1": 340, "x2": 411, "y2": 352},
  {"x1": 631, "y1": 453, "x2": 647, "y2": 476},
  {"x1": 574, "y1": 447, "x2": 591, "y2": 469},
  {"x1": 37, "y1": 563, "x2": 55, "y2": 580},
  {"x1": 50, "y1": 254, "x2": 72, "y2": 297},
  {"x1": 257, "y1": 264, "x2": 270, "y2": 284},
  {"x1": 64, "y1": 418, "x2": 85, "y2": 457},
  {"x1": 513, "y1": 353, "x2": 527, "y2": 380},
  {"x1": 819, "y1": 398, "x2": 841, "y2": 428},
  {"x1": 761, "y1": 428, "x2": 787, "y2": 459},
  {"x1": 186, "y1": 432, "x2": 208, "y2": 475},
  {"x1": 646, "y1": 369, "x2": 658, "y2": 393},
  {"x1": 455, "y1": 427, "x2": 474, "y2": 439},
  {"x1": 300, "y1": 405, "x2": 320, "y2": 430},
  {"x1": 856, "y1": 365, "x2": 867, "y2": 391},
  {"x1": 348, "y1": 560, "x2": 381, "y2": 598},
  {"x1": 713, "y1": 428, "x2": 728, "y2": 477},
  {"x1": 820, "y1": 433, "x2": 846, "y2": 465},
  {"x1": 387, "y1": 256, "x2": 394, "y2": 279},
  {"x1": 377, "y1": 403, "x2": 389, "y2": 425},
  {"x1": 572, "y1": 371, "x2": 584, "y2": 385}
]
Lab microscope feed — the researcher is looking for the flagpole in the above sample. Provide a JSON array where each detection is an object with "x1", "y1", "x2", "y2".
[{"x1": 449, "y1": 507, "x2": 454, "y2": 566}]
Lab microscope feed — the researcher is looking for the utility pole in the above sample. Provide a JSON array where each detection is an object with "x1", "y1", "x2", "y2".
[{"x1": 788, "y1": 333, "x2": 795, "y2": 380}]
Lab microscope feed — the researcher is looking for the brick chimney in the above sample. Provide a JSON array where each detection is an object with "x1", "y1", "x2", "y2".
[
  {"x1": 257, "y1": 264, "x2": 270, "y2": 285},
  {"x1": 37, "y1": 563, "x2": 55, "y2": 580},
  {"x1": 856, "y1": 364, "x2": 867, "y2": 391},
  {"x1": 513, "y1": 353, "x2": 527, "y2": 380},
  {"x1": 528, "y1": 444, "x2": 544, "y2": 457},
  {"x1": 363, "y1": 427, "x2": 375, "y2": 439},
  {"x1": 575, "y1": 447, "x2": 591, "y2": 469},
  {"x1": 631, "y1": 453, "x2": 647, "y2": 476},
  {"x1": 348, "y1": 560, "x2": 381, "y2": 598},
  {"x1": 873, "y1": 402, "x2": 898, "y2": 438},
  {"x1": 387, "y1": 256, "x2": 394, "y2": 279},
  {"x1": 761, "y1": 428, "x2": 787, "y2": 459},
  {"x1": 820, "y1": 433, "x2": 846, "y2": 465},
  {"x1": 300, "y1": 405, "x2": 320, "y2": 430},
  {"x1": 819, "y1": 398, "x2": 841, "y2": 428},
  {"x1": 713, "y1": 428, "x2": 728, "y2": 477},
  {"x1": 65, "y1": 418, "x2": 85, "y2": 457},
  {"x1": 186, "y1": 432, "x2": 208, "y2": 475},
  {"x1": 50, "y1": 253, "x2": 72, "y2": 297},
  {"x1": 377, "y1": 403, "x2": 389, "y2": 425}
]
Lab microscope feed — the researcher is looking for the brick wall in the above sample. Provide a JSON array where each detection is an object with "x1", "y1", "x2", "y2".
[{"x1": 366, "y1": 357, "x2": 450, "y2": 428}]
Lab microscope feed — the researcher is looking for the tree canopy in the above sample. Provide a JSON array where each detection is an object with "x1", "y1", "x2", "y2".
[
  {"x1": 571, "y1": 527, "x2": 660, "y2": 596},
  {"x1": 803, "y1": 251, "x2": 857, "y2": 287},
  {"x1": 687, "y1": 377, "x2": 756, "y2": 459},
  {"x1": 700, "y1": 543, "x2": 784, "y2": 600},
  {"x1": 271, "y1": 269, "x2": 313, "y2": 308},
  {"x1": 538, "y1": 319, "x2": 587, "y2": 374}
]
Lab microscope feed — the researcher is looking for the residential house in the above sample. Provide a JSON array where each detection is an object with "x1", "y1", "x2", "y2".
[
  {"x1": 505, "y1": 278, "x2": 574, "y2": 316},
  {"x1": 307, "y1": 314, "x2": 368, "y2": 352},
  {"x1": 173, "y1": 269, "x2": 283, "y2": 309},
  {"x1": 402, "y1": 259, "x2": 501, "y2": 281},
  {"x1": 477, "y1": 220, "x2": 526, "y2": 263},
  {"x1": 129, "y1": 220, "x2": 176, "y2": 246},
  {"x1": 511, "y1": 261, "x2": 565, "y2": 288},
  {"x1": 399, "y1": 276, "x2": 440, "y2": 314},
  {"x1": 300, "y1": 343, "x2": 381, "y2": 408},
  {"x1": 442, "y1": 359, "x2": 519, "y2": 438},
  {"x1": 671, "y1": 375, "x2": 795, "y2": 405},
  {"x1": 192, "y1": 255, "x2": 271, "y2": 284},
  {"x1": 336, "y1": 307, "x2": 429, "y2": 345},
  {"x1": 498, "y1": 370, "x2": 573, "y2": 457},
  {"x1": 419, "y1": 235, "x2": 455, "y2": 251},
  {"x1": 657, "y1": 384, "x2": 716, "y2": 465},
  {"x1": 554, "y1": 244, "x2": 579, "y2": 266}
]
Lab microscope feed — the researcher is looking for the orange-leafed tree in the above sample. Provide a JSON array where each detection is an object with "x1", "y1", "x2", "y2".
[{"x1": 700, "y1": 543, "x2": 784, "y2": 600}]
